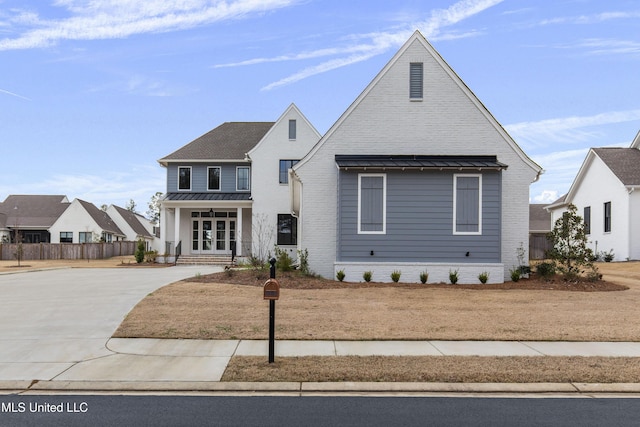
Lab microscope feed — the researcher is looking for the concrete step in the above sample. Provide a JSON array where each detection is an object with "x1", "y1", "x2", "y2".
[{"x1": 176, "y1": 255, "x2": 234, "y2": 265}]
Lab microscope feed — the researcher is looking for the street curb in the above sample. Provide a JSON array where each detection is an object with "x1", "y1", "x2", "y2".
[{"x1": 3, "y1": 381, "x2": 640, "y2": 394}]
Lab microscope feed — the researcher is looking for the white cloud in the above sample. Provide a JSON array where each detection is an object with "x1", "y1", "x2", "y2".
[
  {"x1": 0, "y1": 0, "x2": 298, "y2": 51},
  {"x1": 256, "y1": 0, "x2": 504, "y2": 90},
  {"x1": 0, "y1": 88, "x2": 31, "y2": 100},
  {"x1": 531, "y1": 190, "x2": 559, "y2": 204},
  {"x1": 539, "y1": 10, "x2": 640, "y2": 26},
  {"x1": 506, "y1": 109, "x2": 640, "y2": 149}
]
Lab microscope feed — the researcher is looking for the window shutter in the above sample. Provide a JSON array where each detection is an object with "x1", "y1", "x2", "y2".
[{"x1": 410, "y1": 63, "x2": 423, "y2": 99}]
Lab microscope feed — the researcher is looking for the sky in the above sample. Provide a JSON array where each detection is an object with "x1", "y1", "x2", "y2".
[{"x1": 1, "y1": 0, "x2": 639, "y2": 217}]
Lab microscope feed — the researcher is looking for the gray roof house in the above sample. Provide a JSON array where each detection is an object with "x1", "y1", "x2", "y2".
[
  {"x1": 546, "y1": 131, "x2": 640, "y2": 261},
  {"x1": 157, "y1": 105, "x2": 320, "y2": 259},
  {"x1": 0, "y1": 195, "x2": 70, "y2": 243},
  {"x1": 49, "y1": 199, "x2": 126, "y2": 244},
  {"x1": 290, "y1": 31, "x2": 542, "y2": 283},
  {"x1": 107, "y1": 205, "x2": 155, "y2": 250}
]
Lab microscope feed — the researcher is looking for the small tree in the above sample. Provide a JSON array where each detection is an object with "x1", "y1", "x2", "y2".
[
  {"x1": 547, "y1": 204, "x2": 597, "y2": 279},
  {"x1": 135, "y1": 240, "x2": 145, "y2": 264}
]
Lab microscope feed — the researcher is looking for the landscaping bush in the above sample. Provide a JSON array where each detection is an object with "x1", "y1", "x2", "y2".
[
  {"x1": 536, "y1": 262, "x2": 556, "y2": 279},
  {"x1": 478, "y1": 271, "x2": 489, "y2": 284},
  {"x1": 510, "y1": 267, "x2": 521, "y2": 282},
  {"x1": 135, "y1": 240, "x2": 145, "y2": 264},
  {"x1": 419, "y1": 271, "x2": 429, "y2": 284},
  {"x1": 363, "y1": 271, "x2": 373, "y2": 282},
  {"x1": 390, "y1": 270, "x2": 401, "y2": 283},
  {"x1": 336, "y1": 269, "x2": 345, "y2": 282},
  {"x1": 449, "y1": 269, "x2": 459, "y2": 285},
  {"x1": 274, "y1": 246, "x2": 293, "y2": 272}
]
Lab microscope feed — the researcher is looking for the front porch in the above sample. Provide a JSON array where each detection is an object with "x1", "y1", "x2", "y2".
[{"x1": 160, "y1": 195, "x2": 252, "y2": 258}]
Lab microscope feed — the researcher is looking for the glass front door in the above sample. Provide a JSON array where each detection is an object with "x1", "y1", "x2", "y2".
[{"x1": 191, "y1": 212, "x2": 236, "y2": 255}]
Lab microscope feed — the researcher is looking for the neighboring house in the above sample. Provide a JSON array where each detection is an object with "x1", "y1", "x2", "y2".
[
  {"x1": 0, "y1": 195, "x2": 70, "y2": 243},
  {"x1": 157, "y1": 104, "x2": 319, "y2": 258},
  {"x1": 49, "y1": 199, "x2": 126, "y2": 243},
  {"x1": 529, "y1": 204, "x2": 552, "y2": 260},
  {"x1": 290, "y1": 31, "x2": 542, "y2": 283},
  {"x1": 106, "y1": 205, "x2": 156, "y2": 251},
  {"x1": 546, "y1": 131, "x2": 640, "y2": 261}
]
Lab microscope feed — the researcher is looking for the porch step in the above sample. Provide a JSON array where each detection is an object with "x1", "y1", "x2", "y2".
[{"x1": 176, "y1": 255, "x2": 234, "y2": 265}]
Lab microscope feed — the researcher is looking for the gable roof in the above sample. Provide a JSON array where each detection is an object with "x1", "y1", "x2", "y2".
[
  {"x1": 158, "y1": 122, "x2": 274, "y2": 166},
  {"x1": 295, "y1": 30, "x2": 542, "y2": 177},
  {"x1": 592, "y1": 147, "x2": 640, "y2": 186},
  {"x1": 111, "y1": 205, "x2": 153, "y2": 239},
  {"x1": 0, "y1": 195, "x2": 70, "y2": 228},
  {"x1": 77, "y1": 199, "x2": 125, "y2": 236}
]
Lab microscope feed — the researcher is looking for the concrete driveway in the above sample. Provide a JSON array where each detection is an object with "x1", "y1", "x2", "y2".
[{"x1": 0, "y1": 266, "x2": 222, "y2": 381}]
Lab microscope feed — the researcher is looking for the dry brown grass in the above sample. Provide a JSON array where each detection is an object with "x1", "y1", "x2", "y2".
[
  {"x1": 222, "y1": 356, "x2": 640, "y2": 383},
  {"x1": 0, "y1": 256, "x2": 164, "y2": 272},
  {"x1": 113, "y1": 262, "x2": 640, "y2": 341}
]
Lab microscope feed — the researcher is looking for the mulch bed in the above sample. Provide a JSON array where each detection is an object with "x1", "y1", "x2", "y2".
[{"x1": 187, "y1": 268, "x2": 627, "y2": 292}]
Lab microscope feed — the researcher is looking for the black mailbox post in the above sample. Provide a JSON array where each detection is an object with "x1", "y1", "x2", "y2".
[{"x1": 264, "y1": 258, "x2": 278, "y2": 363}]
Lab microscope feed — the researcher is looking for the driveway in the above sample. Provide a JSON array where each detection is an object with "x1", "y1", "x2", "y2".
[{"x1": 0, "y1": 266, "x2": 222, "y2": 381}]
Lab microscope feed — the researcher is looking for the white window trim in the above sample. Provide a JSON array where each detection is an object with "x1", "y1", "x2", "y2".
[
  {"x1": 357, "y1": 173, "x2": 386, "y2": 235},
  {"x1": 453, "y1": 174, "x2": 482, "y2": 235},
  {"x1": 236, "y1": 166, "x2": 250, "y2": 191},
  {"x1": 207, "y1": 166, "x2": 222, "y2": 191},
  {"x1": 178, "y1": 166, "x2": 192, "y2": 191}
]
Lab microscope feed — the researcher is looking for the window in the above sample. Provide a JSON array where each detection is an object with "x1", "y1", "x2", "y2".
[
  {"x1": 584, "y1": 206, "x2": 591, "y2": 234},
  {"x1": 208, "y1": 167, "x2": 221, "y2": 191},
  {"x1": 604, "y1": 202, "x2": 611, "y2": 232},
  {"x1": 60, "y1": 232, "x2": 73, "y2": 243},
  {"x1": 178, "y1": 167, "x2": 191, "y2": 190},
  {"x1": 102, "y1": 232, "x2": 112, "y2": 243},
  {"x1": 277, "y1": 214, "x2": 297, "y2": 245},
  {"x1": 454, "y1": 174, "x2": 482, "y2": 234},
  {"x1": 358, "y1": 174, "x2": 386, "y2": 234},
  {"x1": 236, "y1": 166, "x2": 250, "y2": 191},
  {"x1": 289, "y1": 119, "x2": 296, "y2": 140},
  {"x1": 79, "y1": 232, "x2": 92, "y2": 243},
  {"x1": 279, "y1": 160, "x2": 299, "y2": 184},
  {"x1": 410, "y1": 62, "x2": 423, "y2": 100}
]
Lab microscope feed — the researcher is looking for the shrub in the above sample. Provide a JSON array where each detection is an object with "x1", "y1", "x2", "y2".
[
  {"x1": 274, "y1": 246, "x2": 293, "y2": 272},
  {"x1": 449, "y1": 269, "x2": 459, "y2": 285},
  {"x1": 144, "y1": 250, "x2": 158, "y2": 263},
  {"x1": 419, "y1": 271, "x2": 429, "y2": 284},
  {"x1": 297, "y1": 248, "x2": 310, "y2": 275},
  {"x1": 363, "y1": 271, "x2": 373, "y2": 282},
  {"x1": 510, "y1": 267, "x2": 521, "y2": 282},
  {"x1": 336, "y1": 269, "x2": 345, "y2": 282},
  {"x1": 135, "y1": 240, "x2": 145, "y2": 264},
  {"x1": 391, "y1": 270, "x2": 401, "y2": 283},
  {"x1": 603, "y1": 249, "x2": 614, "y2": 263},
  {"x1": 478, "y1": 271, "x2": 489, "y2": 284},
  {"x1": 536, "y1": 262, "x2": 556, "y2": 279},
  {"x1": 547, "y1": 203, "x2": 597, "y2": 278}
]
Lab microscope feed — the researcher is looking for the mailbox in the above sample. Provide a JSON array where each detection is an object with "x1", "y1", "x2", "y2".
[{"x1": 263, "y1": 278, "x2": 280, "y2": 300}]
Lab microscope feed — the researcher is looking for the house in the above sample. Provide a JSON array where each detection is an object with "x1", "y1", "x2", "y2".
[
  {"x1": 289, "y1": 31, "x2": 542, "y2": 283},
  {"x1": 49, "y1": 199, "x2": 126, "y2": 243},
  {"x1": 529, "y1": 204, "x2": 552, "y2": 260},
  {"x1": 106, "y1": 205, "x2": 156, "y2": 251},
  {"x1": 545, "y1": 131, "x2": 640, "y2": 261},
  {"x1": 0, "y1": 195, "x2": 70, "y2": 243},
  {"x1": 157, "y1": 104, "x2": 319, "y2": 259}
]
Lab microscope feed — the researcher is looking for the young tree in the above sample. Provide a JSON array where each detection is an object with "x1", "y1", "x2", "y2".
[
  {"x1": 146, "y1": 192, "x2": 163, "y2": 223},
  {"x1": 126, "y1": 199, "x2": 137, "y2": 213},
  {"x1": 547, "y1": 204, "x2": 597, "y2": 279}
]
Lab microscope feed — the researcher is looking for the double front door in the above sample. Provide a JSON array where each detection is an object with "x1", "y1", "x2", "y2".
[{"x1": 191, "y1": 212, "x2": 236, "y2": 254}]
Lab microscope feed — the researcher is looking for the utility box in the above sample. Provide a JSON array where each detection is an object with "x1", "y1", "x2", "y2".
[{"x1": 263, "y1": 278, "x2": 280, "y2": 300}]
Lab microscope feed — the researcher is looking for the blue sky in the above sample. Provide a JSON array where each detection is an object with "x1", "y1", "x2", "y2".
[{"x1": 1, "y1": 0, "x2": 639, "y2": 215}]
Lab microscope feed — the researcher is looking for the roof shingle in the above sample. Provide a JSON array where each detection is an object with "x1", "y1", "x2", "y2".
[{"x1": 593, "y1": 147, "x2": 640, "y2": 186}]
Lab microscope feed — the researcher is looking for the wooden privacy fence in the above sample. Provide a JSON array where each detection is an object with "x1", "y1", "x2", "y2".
[{"x1": 0, "y1": 241, "x2": 136, "y2": 261}]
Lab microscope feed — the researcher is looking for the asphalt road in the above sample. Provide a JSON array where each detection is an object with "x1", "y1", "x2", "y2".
[{"x1": 1, "y1": 395, "x2": 640, "y2": 427}]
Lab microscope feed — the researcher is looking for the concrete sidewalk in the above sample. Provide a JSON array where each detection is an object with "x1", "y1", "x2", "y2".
[{"x1": 2, "y1": 339, "x2": 640, "y2": 394}]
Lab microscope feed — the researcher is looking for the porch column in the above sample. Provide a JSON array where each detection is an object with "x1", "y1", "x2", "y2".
[
  {"x1": 160, "y1": 206, "x2": 167, "y2": 253},
  {"x1": 236, "y1": 207, "x2": 243, "y2": 256},
  {"x1": 174, "y1": 207, "x2": 181, "y2": 255}
]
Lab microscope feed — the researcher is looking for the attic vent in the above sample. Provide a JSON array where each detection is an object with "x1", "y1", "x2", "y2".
[{"x1": 410, "y1": 62, "x2": 423, "y2": 100}]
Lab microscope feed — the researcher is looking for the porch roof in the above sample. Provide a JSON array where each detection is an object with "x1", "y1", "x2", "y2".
[
  {"x1": 164, "y1": 192, "x2": 251, "y2": 201},
  {"x1": 335, "y1": 155, "x2": 508, "y2": 170}
]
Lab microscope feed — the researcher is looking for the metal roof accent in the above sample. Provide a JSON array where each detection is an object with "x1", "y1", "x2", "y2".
[
  {"x1": 164, "y1": 193, "x2": 252, "y2": 201},
  {"x1": 335, "y1": 155, "x2": 508, "y2": 170}
]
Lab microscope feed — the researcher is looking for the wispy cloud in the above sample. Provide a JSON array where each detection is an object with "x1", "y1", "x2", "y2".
[
  {"x1": 574, "y1": 38, "x2": 640, "y2": 56},
  {"x1": 506, "y1": 110, "x2": 640, "y2": 148},
  {"x1": 0, "y1": 88, "x2": 31, "y2": 100},
  {"x1": 0, "y1": 0, "x2": 298, "y2": 51},
  {"x1": 213, "y1": 0, "x2": 505, "y2": 90},
  {"x1": 539, "y1": 10, "x2": 640, "y2": 26}
]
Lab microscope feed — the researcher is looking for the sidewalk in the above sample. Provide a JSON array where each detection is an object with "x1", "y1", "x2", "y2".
[{"x1": 3, "y1": 339, "x2": 640, "y2": 394}]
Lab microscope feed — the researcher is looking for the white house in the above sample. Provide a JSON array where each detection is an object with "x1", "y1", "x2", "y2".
[
  {"x1": 290, "y1": 31, "x2": 542, "y2": 283},
  {"x1": 247, "y1": 104, "x2": 321, "y2": 261},
  {"x1": 157, "y1": 104, "x2": 319, "y2": 260},
  {"x1": 49, "y1": 199, "x2": 125, "y2": 244},
  {"x1": 546, "y1": 131, "x2": 640, "y2": 261},
  {"x1": 106, "y1": 205, "x2": 156, "y2": 251}
]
